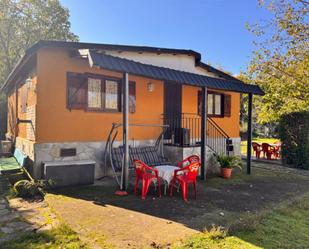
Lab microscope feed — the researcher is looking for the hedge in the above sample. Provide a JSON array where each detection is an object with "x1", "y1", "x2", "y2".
[{"x1": 278, "y1": 111, "x2": 309, "y2": 169}]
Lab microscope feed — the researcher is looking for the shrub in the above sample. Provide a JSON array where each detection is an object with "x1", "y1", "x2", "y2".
[
  {"x1": 13, "y1": 180, "x2": 41, "y2": 198},
  {"x1": 12, "y1": 179, "x2": 50, "y2": 198},
  {"x1": 278, "y1": 111, "x2": 309, "y2": 169},
  {"x1": 216, "y1": 154, "x2": 242, "y2": 170}
]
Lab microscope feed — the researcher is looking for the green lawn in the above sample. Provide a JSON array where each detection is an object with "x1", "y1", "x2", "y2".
[
  {"x1": 174, "y1": 194, "x2": 309, "y2": 249},
  {"x1": 234, "y1": 195, "x2": 309, "y2": 249},
  {"x1": 0, "y1": 224, "x2": 88, "y2": 249},
  {"x1": 241, "y1": 138, "x2": 280, "y2": 155}
]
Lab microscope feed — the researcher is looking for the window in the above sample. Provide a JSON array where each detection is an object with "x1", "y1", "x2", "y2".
[
  {"x1": 87, "y1": 78, "x2": 102, "y2": 109},
  {"x1": 198, "y1": 91, "x2": 230, "y2": 117},
  {"x1": 207, "y1": 94, "x2": 214, "y2": 114},
  {"x1": 105, "y1": 80, "x2": 119, "y2": 110},
  {"x1": 129, "y1": 82, "x2": 136, "y2": 113},
  {"x1": 67, "y1": 73, "x2": 87, "y2": 109},
  {"x1": 214, "y1": 94, "x2": 222, "y2": 115},
  {"x1": 67, "y1": 72, "x2": 136, "y2": 113}
]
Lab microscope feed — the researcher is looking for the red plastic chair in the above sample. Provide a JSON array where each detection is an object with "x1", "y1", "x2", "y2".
[
  {"x1": 133, "y1": 159, "x2": 161, "y2": 200},
  {"x1": 177, "y1": 155, "x2": 200, "y2": 168},
  {"x1": 170, "y1": 161, "x2": 201, "y2": 202},
  {"x1": 273, "y1": 142, "x2": 281, "y2": 159},
  {"x1": 261, "y1": 143, "x2": 275, "y2": 160},
  {"x1": 252, "y1": 142, "x2": 262, "y2": 159}
]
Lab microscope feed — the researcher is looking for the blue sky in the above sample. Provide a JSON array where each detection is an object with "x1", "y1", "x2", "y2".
[{"x1": 60, "y1": 0, "x2": 271, "y2": 75}]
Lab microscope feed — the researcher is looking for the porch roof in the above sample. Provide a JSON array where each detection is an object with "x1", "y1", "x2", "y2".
[{"x1": 88, "y1": 50, "x2": 264, "y2": 95}]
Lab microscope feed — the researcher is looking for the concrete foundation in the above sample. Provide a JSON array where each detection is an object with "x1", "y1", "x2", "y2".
[{"x1": 24, "y1": 137, "x2": 241, "y2": 180}]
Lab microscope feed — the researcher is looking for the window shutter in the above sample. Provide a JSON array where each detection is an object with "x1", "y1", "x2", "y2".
[
  {"x1": 129, "y1": 81, "x2": 136, "y2": 113},
  {"x1": 223, "y1": 94, "x2": 231, "y2": 117},
  {"x1": 67, "y1": 73, "x2": 87, "y2": 110}
]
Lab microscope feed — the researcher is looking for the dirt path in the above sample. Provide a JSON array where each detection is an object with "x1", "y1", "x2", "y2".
[{"x1": 47, "y1": 194, "x2": 198, "y2": 249}]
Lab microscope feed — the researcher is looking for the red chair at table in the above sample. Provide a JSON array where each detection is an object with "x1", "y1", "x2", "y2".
[
  {"x1": 170, "y1": 161, "x2": 201, "y2": 202},
  {"x1": 133, "y1": 159, "x2": 161, "y2": 200},
  {"x1": 261, "y1": 143, "x2": 275, "y2": 160},
  {"x1": 177, "y1": 155, "x2": 200, "y2": 168},
  {"x1": 252, "y1": 142, "x2": 262, "y2": 159},
  {"x1": 273, "y1": 142, "x2": 281, "y2": 159}
]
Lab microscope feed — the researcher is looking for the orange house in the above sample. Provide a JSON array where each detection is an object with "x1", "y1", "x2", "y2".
[{"x1": 1, "y1": 41, "x2": 263, "y2": 181}]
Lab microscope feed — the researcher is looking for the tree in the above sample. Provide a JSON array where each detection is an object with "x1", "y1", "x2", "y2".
[
  {"x1": 0, "y1": 0, "x2": 78, "y2": 85},
  {"x1": 246, "y1": 0, "x2": 309, "y2": 124},
  {"x1": 0, "y1": 0, "x2": 78, "y2": 139}
]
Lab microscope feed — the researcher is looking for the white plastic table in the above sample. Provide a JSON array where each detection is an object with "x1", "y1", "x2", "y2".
[{"x1": 154, "y1": 165, "x2": 179, "y2": 195}]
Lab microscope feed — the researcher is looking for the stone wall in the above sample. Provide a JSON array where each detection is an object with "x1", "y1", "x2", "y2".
[
  {"x1": 15, "y1": 137, "x2": 35, "y2": 161},
  {"x1": 33, "y1": 139, "x2": 158, "y2": 179},
  {"x1": 32, "y1": 137, "x2": 241, "y2": 180},
  {"x1": 34, "y1": 141, "x2": 106, "y2": 179}
]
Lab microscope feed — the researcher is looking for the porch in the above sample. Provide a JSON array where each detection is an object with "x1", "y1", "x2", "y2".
[{"x1": 85, "y1": 50, "x2": 263, "y2": 192}]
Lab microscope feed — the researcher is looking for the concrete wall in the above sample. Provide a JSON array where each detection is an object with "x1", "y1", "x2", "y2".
[{"x1": 15, "y1": 137, "x2": 35, "y2": 161}]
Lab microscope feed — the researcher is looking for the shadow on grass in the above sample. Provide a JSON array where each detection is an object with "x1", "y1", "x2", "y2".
[{"x1": 49, "y1": 167, "x2": 309, "y2": 232}]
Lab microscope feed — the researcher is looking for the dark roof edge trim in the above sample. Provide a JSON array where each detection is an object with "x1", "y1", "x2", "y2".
[
  {"x1": 88, "y1": 50, "x2": 264, "y2": 95},
  {"x1": 1, "y1": 40, "x2": 202, "y2": 92}
]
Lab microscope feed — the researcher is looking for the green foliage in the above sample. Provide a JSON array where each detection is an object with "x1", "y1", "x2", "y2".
[
  {"x1": 278, "y1": 111, "x2": 309, "y2": 169},
  {"x1": 245, "y1": 0, "x2": 309, "y2": 124},
  {"x1": 174, "y1": 194, "x2": 309, "y2": 249},
  {"x1": 233, "y1": 194, "x2": 309, "y2": 249},
  {"x1": 13, "y1": 179, "x2": 42, "y2": 197},
  {"x1": 12, "y1": 175, "x2": 54, "y2": 198},
  {"x1": 173, "y1": 225, "x2": 259, "y2": 249},
  {"x1": 216, "y1": 154, "x2": 242, "y2": 170},
  {"x1": 0, "y1": 223, "x2": 88, "y2": 249},
  {"x1": 0, "y1": 0, "x2": 79, "y2": 85}
]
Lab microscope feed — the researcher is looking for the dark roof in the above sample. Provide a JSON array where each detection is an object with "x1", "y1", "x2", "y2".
[
  {"x1": 88, "y1": 51, "x2": 264, "y2": 95},
  {"x1": 27, "y1": 40, "x2": 202, "y2": 59},
  {"x1": 1, "y1": 40, "x2": 261, "y2": 94}
]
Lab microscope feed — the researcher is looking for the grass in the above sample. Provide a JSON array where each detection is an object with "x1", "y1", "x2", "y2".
[
  {"x1": 0, "y1": 224, "x2": 88, "y2": 249},
  {"x1": 241, "y1": 137, "x2": 280, "y2": 155},
  {"x1": 233, "y1": 194, "x2": 309, "y2": 249},
  {"x1": 206, "y1": 163, "x2": 306, "y2": 188},
  {"x1": 174, "y1": 194, "x2": 309, "y2": 249},
  {"x1": 173, "y1": 228, "x2": 260, "y2": 249}
]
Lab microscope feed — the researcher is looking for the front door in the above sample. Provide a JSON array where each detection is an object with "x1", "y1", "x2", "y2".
[{"x1": 164, "y1": 82, "x2": 182, "y2": 139}]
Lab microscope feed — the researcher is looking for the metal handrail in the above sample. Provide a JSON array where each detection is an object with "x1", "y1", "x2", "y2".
[
  {"x1": 162, "y1": 113, "x2": 231, "y2": 155},
  {"x1": 207, "y1": 117, "x2": 230, "y2": 139}
]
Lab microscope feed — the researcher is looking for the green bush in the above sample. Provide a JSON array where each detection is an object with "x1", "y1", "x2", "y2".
[
  {"x1": 216, "y1": 154, "x2": 242, "y2": 170},
  {"x1": 278, "y1": 111, "x2": 309, "y2": 169},
  {"x1": 13, "y1": 180, "x2": 43, "y2": 198}
]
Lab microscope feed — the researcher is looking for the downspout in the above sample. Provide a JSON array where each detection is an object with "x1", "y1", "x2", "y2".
[{"x1": 14, "y1": 82, "x2": 19, "y2": 143}]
